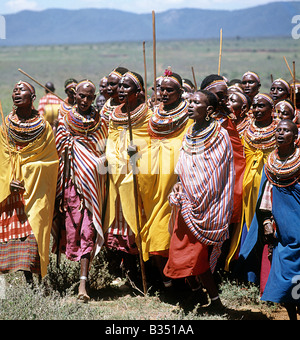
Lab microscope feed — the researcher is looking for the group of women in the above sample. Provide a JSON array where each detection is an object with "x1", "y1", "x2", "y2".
[{"x1": 1, "y1": 65, "x2": 300, "y2": 319}]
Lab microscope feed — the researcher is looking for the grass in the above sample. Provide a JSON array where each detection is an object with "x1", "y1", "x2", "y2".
[
  {"x1": 0, "y1": 248, "x2": 279, "y2": 320},
  {"x1": 0, "y1": 37, "x2": 299, "y2": 115}
]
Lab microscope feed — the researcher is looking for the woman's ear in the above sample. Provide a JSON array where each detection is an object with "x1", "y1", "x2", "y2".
[
  {"x1": 241, "y1": 103, "x2": 248, "y2": 116},
  {"x1": 31, "y1": 94, "x2": 36, "y2": 102},
  {"x1": 206, "y1": 105, "x2": 214, "y2": 115}
]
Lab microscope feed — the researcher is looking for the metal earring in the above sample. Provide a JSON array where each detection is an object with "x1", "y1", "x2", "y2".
[{"x1": 205, "y1": 115, "x2": 210, "y2": 121}]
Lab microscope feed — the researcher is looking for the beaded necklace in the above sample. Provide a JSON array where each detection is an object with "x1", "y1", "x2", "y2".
[
  {"x1": 65, "y1": 105, "x2": 101, "y2": 135},
  {"x1": 6, "y1": 111, "x2": 46, "y2": 145},
  {"x1": 111, "y1": 102, "x2": 148, "y2": 128},
  {"x1": 100, "y1": 98, "x2": 117, "y2": 123},
  {"x1": 236, "y1": 116, "x2": 251, "y2": 138},
  {"x1": 148, "y1": 100, "x2": 189, "y2": 139},
  {"x1": 265, "y1": 147, "x2": 300, "y2": 187},
  {"x1": 243, "y1": 119, "x2": 277, "y2": 150},
  {"x1": 182, "y1": 120, "x2": 221, "y2": 155}
]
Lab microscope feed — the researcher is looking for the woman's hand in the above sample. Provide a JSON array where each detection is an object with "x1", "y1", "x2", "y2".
[
  {"x1": 10, "y1": 180, "x2": 25, "y2": 194},
  {"x1": 172, "y1": 182, "x2": 183, "y2": 195}
]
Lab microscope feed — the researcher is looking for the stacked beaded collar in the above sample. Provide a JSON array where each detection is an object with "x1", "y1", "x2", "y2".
[
  {"x1": 65, "y1": 105, "x2": 101, "y2": 135},
  {"x1": 6, "y1": 111, "x2": 46, "y2": 144},
  {"x1": 100, "y1": 98, "x2": 116, "y2": 123},
  {"x1": 182, "y1": 120, "x2": 220, "y2": 155},
  {"x1": 111, "y1": 103, "x2": 148, "y2": 128},
  {"x1": 243, "y1": 119, "x2": 277, "y2": 150},
  {"x1": 148, "y1": 100, "x2": 189, "y2": 139},
  {"x1": 265, "y1": 147, "x2": 300, "y2": 187},
  {"x1": 237, "y1": 116, "x2": 251, "y2": 138}
]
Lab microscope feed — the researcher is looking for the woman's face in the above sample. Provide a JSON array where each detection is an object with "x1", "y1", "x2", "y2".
[
  {"x1": 75, "y1": 85, "x2": 96, "y2": 113},
  {"x1": 252, "y1": 96, "x2": 273, "y2": 124},
  {"x1": 160, "y1": 78, "x2": 182, "y2": 107},
  {"x1": 208, "y1": 83, "x2": 228, "y2": 108},
  {"x1": 227, "y1": 93, "x2": 244, "y2": 116},
  {"x1": 270, "y1": 80, "x2": 289, "y2": 104},
  {"x1": 275, "y1": 120, "x2": 297, "y2": 148},
  {"x1": 275, "y1": 102, "x2": 295, "y2": 121},
  {"x1": 107, "y1": 74, "x2": 121, "y2": 99},
  {"x1": 118, "y1": 75, "x2": 138, "y2": 104},
  {"x1": 12, "y1": 83, "x2": 35, "y2": 108},
  {"x1": 188, "y1": 92, "x2": 212, "y2": 126},
  {"x1": 241, "y1": 74, "x2": 260, "y2": 99},
  {"x1": 99, "y1": 77, "x2": 108, "y2": 98}
]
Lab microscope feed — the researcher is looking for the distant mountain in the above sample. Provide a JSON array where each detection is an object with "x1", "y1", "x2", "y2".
[{"x1": 1, "y1": 2, "x2": 300, "y2": 46}]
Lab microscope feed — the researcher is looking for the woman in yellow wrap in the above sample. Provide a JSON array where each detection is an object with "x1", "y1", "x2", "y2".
[
  {"x1": 104, "y1": 71, "x2": 152, "y2": 286},
  {"x1": 143, "y1": 68, "x2": 191, "y2": 288},
  {"x1": 0, "y1": 81, "x2": 59, "y2": 283},
  {"x1": 226, "y1": 93, "x2": 277, "y2": 270}
]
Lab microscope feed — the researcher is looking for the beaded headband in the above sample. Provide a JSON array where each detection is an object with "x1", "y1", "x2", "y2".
[
  {"x1": 275, "y1": 100, "x2": 295, "y2": 113},
  {"x1": 17, "y1": 80, "x2": 35, "y2": 95},
  {"x1": 182, "y1": 80, "x2": 193, "y2": 91},
  {"x1": 272, "y1": 78, "x2": 291, "y2": 94},
  {"x1": 109, "y1": 70, "x2": 123, "y2": 79},
  {"x1": 76, "y1": 80, "x2": 96, "y2": 92},
  {"x1": 254, "y1": 93, "x2": 274, "y2": 107},
  {"x1": 204, "y1": 79, "x2": 228, "y2": 91},
  {"x1": 124, "y1": 72, "x2": 143, "y2": 91},
  {"x1": 65, "y1": 82, "x2": 78, "y2": 91},
  {"x1": 234, "y1": 92, "x2": 249, "y2": 108},
  {"x1": 242, "y1": 71, "x2": 261, "y2": 84},
  {"x1": 163, "y1": 68, "x2": 182, "y2": 88}
]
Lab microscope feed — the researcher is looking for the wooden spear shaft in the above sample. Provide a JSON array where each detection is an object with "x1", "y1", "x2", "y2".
[
  {"x1": 143, "y1": 41, "x2": 148, "y2": 104},
  {"x1": 283, "y1": 56, "x2": 294, "y2": 80},
  {"x1": 126, "y1": 98, "x2": 147, "y2": 295},
  {"x1": 191, "y1": 66, "x2": 197, "y2": 90},
  {"x1": 0, "y1": 100, "x2": 16, "y2": 181},
  {"x1": 218, "y1": 28, "x2": 223, "y2": 76},
  {"x1": 293, "y1": 61, "x2": 297, "y2": 109},
  {"x1": 152, "y1": 10, "x2": 157, "y2": 105},
  {"x1": 18, "y1": 68, "x2": 67, "y2": 103}
]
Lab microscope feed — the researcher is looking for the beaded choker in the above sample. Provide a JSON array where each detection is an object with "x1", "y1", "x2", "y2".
[
  {"x1": 6, "y1": 112, "x2": 46, "y2": 144},
  {"x1": 65, "y1": 105, "x2": 101, "y2": 135},
  {"x1": 265, "y1": 147, "x2": 300, "y2": 187},
  {"x1": 182, "y1": 120, "x2": 221, "y2": 155},
  {"x1": 100, "y1": 98, "x2": 116, "y2": 123},
  {"x1": 148, "y1": 100, "x2": 189, "y2": 139},
  {"x1": 111, "y1": 103, "x2": 148, "y2": 128},
  {"x1": 244, "y1": 119, "x2": 277, "y2": 150},
  {"x1": 236, "y1": 116, "x2": 251, "y2": 138}
]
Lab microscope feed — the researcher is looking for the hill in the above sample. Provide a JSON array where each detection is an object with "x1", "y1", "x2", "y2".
[{"x1": 1, "y1": 1, "x2": 300, "y2": 46}]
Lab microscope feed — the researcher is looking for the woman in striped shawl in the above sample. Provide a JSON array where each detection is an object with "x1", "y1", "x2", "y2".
[
  {"x1": 54, "y1": 80, "x2": 108, "y2": 302},
  {"x1": 164, "y1": 90, "x2": 235, "y2": 309}
]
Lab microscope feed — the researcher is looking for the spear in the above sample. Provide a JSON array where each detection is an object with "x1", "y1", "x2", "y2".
[
  {"x1": 143, "y1": 41, "x2": 148, "y2": 103},
  {"x1": 126, "y1": 98, "x2": 147, "y2": 295},
  {"x1": 218, "y1": 28, "x2": 223, "y2": 76},
  {"x1": 191, "y1": 66, "x2": 197, "y2": 90},
  {"x1": 18, "y1": 68, "x2": 67, "y2": 103},
  {"x1": 152, "y1": 10, "x2": 157, "y2": 105},
  {"x1": 293, "y1": 61, "x2": 297, "y2": 109}
]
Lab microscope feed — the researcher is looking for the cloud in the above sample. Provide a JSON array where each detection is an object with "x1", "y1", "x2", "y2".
[{"x1": 6, "y1": 0, "x2": 39, "y2": 12}]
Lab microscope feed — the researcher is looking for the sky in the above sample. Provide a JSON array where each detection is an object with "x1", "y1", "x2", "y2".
[{"x1": 0, "y1": 0, "x2": 298, "y2": 15}]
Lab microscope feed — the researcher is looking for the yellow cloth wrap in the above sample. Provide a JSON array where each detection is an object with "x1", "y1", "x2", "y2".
[
  {"x1": 139, "y1": 120, "x2": 192, "y2": 260},
  {"x1": 104, "y1": 109, "x2": 152, "y2": 261},
  {"x1": 225, "y1": 138, "x2": 273, "y2": 270},
  {"x1": 0, "y1": 122, "x2": 59, "y2": 277}
]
